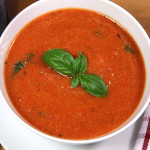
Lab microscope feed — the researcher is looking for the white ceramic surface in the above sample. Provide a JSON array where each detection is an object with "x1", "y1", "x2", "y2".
[{"x1": 0, "y1": 0, "x2": 150, "y2": 145}]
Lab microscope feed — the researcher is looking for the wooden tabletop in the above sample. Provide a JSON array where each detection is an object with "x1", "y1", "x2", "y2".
[
  {"x1": 0, "y1": 145, "x2": 4, "y2": 150},
  {"x1": 0, "y1": 0, "x2": 150, "y2": 149}
]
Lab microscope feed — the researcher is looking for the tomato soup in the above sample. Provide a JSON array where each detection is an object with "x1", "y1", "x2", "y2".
[{"x1": 4, "y1": 9, "x2": 145, "y2": 140}]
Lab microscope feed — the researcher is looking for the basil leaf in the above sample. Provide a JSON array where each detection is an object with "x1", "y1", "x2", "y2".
[
  {"x1": 71, "y1": 75, "x2": 81, "y2": 89},
  {"x1": 124, "y1": 45, "x2": 134, "y2": 53},
  {"x1": 80, "y1": 74, "x2": 108, "y2": 97},
  {"x1": 42, "y1": 49, "x2": 75, "y2": 76},
  {"x1": 73, "y1": 52, "x2": 87, "y2": 75}
]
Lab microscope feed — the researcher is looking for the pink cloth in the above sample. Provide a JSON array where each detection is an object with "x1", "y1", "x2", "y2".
[{"x1": 134, "y1": 104, "x2": 150, "y2": 150}]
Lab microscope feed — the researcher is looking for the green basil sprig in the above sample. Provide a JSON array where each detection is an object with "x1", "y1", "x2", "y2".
[{"x1": 42, "y1": 48, "x2": 108, "y2": 98}]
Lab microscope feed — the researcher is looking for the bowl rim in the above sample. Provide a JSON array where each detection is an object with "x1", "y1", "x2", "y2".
[{"x1": 0, "y1": 0, "x2": 150, "y2": 145}]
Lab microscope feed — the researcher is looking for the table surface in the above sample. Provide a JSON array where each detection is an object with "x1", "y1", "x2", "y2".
[{"x1": 0, "y1": 0, "x2": 150, "y2": 149}]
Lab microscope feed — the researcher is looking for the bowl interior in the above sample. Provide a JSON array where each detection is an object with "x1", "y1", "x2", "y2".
[{"x1": 0, "y1": 0, "x2": 150, "y2": 144}]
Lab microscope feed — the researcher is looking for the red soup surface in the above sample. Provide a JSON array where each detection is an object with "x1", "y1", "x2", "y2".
[{"x1": 4, "y1": 9, "x2": 145, "y2": 140}]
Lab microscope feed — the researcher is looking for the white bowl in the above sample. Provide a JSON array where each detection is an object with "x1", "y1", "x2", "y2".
[{"x1": 0, "y1": 0, "x2": 150, "y2": 145}]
